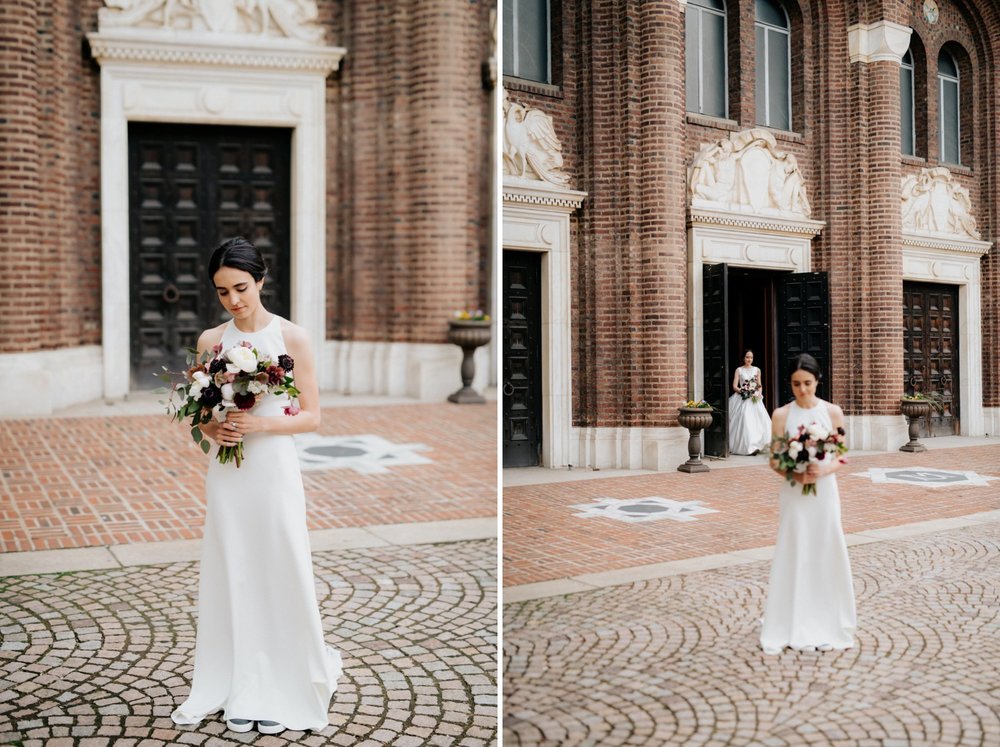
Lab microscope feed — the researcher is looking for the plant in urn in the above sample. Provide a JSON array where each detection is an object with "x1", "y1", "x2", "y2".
[
  {"x1": 447, "y1": 310, "x2": 492, "y2": 404},
  {"x1": 677, "y1": 400, "x2": 715, "y2": 473}
]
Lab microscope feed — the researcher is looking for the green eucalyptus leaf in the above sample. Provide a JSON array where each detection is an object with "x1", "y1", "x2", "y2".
[
  {"x1": 200, "y1": 440, "x2": 211, "y2": 454},
  {"x1": 191, "y1": 427, "x2": 203, "y2": 444}
]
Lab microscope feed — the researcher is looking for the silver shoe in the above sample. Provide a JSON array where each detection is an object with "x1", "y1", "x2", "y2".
[
  {"x1": 226, "y1": 718, "x2": 253, "y2": 733},
  {"x1": 258, "y1": 720, "x2": 285, "y2": 735}
]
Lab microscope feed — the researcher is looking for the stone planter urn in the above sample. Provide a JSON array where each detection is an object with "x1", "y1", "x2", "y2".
[
  {"x1": 677, "y1": 407, "x2": 714, "y2": 473},
  {"x1": 447, "y1": 319, "x2": 491, "y2": 404},
  {"x1": 899, "y1": 398, "x2": 932, "y2": 452}
]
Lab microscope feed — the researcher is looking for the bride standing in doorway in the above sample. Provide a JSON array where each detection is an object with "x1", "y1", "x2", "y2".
[{"x1": 728, "y1": 350, "x2": 771, "y2": 455}]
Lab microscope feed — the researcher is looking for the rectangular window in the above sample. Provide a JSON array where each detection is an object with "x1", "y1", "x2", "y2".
[
  {"x1": 940, "y1": 78, "x2": 960, "y2": 164},
  {"x1": 767, "y1": 29, "x2": 789, "y2": 130},
  {"x1": 702, "y1": 11, "x2": 727, "y2": 118},
  {"x1": 685, "y1": 10, "x2": 701, "y2": 112},
  {"x1": 900, "y1": 66, "x2": 915, "y2": 156},
  {"x1": 503, "y1": 0, "x2": 551, "y2": 84},
  {"x1": 755, "y1": 25, "x2": 766, "y2": 125}
]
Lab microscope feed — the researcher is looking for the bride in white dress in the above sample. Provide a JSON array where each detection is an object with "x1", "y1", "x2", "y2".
[
  {"x1": 171, "y1": 237, "x2": 342, "y2": 734},
  {"x1": 728, "y1": 350, "x2": 771, "y2": 455},
  {"x1": 760, "y1": 353, "x2": 856, "y2": 654}
]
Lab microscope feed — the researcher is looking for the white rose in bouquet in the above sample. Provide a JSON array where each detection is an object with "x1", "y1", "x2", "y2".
[{"x1": 225, "y1": 345, "x2": 258, "y2": 373}]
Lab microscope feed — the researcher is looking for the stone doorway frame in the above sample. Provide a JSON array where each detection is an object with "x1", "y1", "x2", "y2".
[{"x1": 87, "y1": 30, "x2": 345, "y2": 400}]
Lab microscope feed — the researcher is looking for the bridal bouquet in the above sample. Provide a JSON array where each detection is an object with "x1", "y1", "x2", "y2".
[
  {"x1": 738, "y1": 379, "x2": 761, "y2": 403},
  {"x1": 771, "y1": 422, "x2": 848, "y2": 496},
  {"x1": 157, "y1": 342, "x2": 300, "y2": 468}
]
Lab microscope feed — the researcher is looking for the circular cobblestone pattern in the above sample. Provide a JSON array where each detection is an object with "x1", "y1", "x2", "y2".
[
  {"x1": 504, "y1": 524, "x2": 1000, "y2": 746},
  {"x1": 0, "y1": 540, "x2": 497, "y2": 746}
]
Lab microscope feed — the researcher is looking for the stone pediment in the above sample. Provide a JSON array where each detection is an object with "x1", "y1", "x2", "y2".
[
  {"x1": 901, "y1": 167, "x2": 983, "y2": 242},
  {"x1": 688, "y1": 128, "x2": 812, "y2": 220}
]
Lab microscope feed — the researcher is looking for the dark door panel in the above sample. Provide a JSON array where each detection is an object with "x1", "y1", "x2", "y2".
[
  {"x1": 777, "y1": 272, "x2": 831, "y2": 405},
  {"x1": 903, "y1": 282, "x2": 959, "y2": 436},
  {"x1": 503, "y1": 251, "x2": 542, "y2": 467},
  {"x1": 128, "y1": 124, "x2": 291, "y2": 389},
  {"x1": 702, "y1": 263, "x2": 729, "y2": 458}
]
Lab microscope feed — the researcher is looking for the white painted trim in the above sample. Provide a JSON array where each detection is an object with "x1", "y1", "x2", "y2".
[
  {"x1": 902, "y1": 240, "x2": 991, "y2": 437},
  {"x1": 0, "y1": 347, "x2": 104, "y2": 417},
  {"x1": 503, "y1": 181, "x2": 585, "y2": 468},
  {"x1": 321, "y1": 340, "x2": 490, "y2": 402},
  {"x1": 87, "y1": 33, "x2": 345, "y2": 401},
  {"x1": 687, "y1": 215, "x2": 819, "y2": 402},
  {"x1": 847, "y1": 21, "x2": 912, "y2": 65},
  {"x1": 984, "y1": 407, "x2": 1000, "y2": 437},
  {"x1": 571, "y1": 426, "x2": 690, "y2": 471},
  {"x1": 842, "y1": 414, "x2": 909, "y2": 452}
]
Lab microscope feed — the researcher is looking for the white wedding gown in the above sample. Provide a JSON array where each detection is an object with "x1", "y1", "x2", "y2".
[
  {"x1": 728, "y1": 366, "x2": 771, "y2": 454},
  {"x1": 171, "y1": 315, "x2": 342, "y2": 731},
  {"x1": 759, "y1": 399, "x2": 856, "y2": 654}
]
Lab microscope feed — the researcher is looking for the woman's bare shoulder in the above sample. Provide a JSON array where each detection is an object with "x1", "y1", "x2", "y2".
[
  {"x1": 824, "y1": 400, "x2": 845, "y2": 421},
  {"x1": 772, "y1": 403, "x2": 792, "y2": 420},
  {"x1": 197, "y1": 322, "x2": 228, "y2": 351},
  {"x1": 278, "y1": 318, "x2": 310, "y2": 348}
]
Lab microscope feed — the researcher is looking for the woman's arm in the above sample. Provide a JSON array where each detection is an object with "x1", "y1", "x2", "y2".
[
  {"x1": 195, "y1": 328, "x2": 225, "y2": 444},
  {"x1": 768, "y1": 406, "x2": 786, "y2": 474},
  {"x1": 732, "y1": 368, "x2": 740, "y2": 392},
  {"x1": 226, "y1": 323, "x2": 321, "y2": 437}
]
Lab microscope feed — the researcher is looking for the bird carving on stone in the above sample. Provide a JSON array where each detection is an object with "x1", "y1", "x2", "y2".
[{"x1": 503, "y1": 91, "x2": 570, "y2": 186}]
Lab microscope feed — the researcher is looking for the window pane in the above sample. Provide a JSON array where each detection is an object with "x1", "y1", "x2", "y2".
[
  {"x1": 768, "y1": 29, "x2": 789, "y2": 129},
  {"x1": 517, "y1": 0, "x2": 549, "y2": 83},
  {"x1": 692, "y1": 0, "x2": 726, "y2": 9},
  {"x1": 686, "y1": 9, "x2": 700, "y2": 112},
  {"x1": 941, "y1": 78, "x2": 960, "y2": 163},
  {"x1": 755, "y1": 0, "x2": 786, "y2": 28},
  {"x1": 503, "y1": 0, "x2": 514, "y2": 76},
  {"x1": 938, "y1": 52, "x2": 958, "y2": 78},
  {"x1": 702, "y1": 10, "x2": 726, "y2": 117},
  {"x1": 900, "y1": 67, "x2": 914, "y2": 155},
  {"x1": 755, "y1": 25, "x2": 766, "y2": 124}
]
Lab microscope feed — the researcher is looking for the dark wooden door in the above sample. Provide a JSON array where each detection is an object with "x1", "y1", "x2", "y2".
[
  {"x1": 503, "y1": 251, "x2": 542, "y2": 467},
  {"x1": 903, "y1": 282, "x2": 959, "y2": 435},
  {"x1": 128, "y1": 123, "x2": 291, "y2": 389},
  {"x1": 702, "y1": 263, "x2": 730, "y2": 457},
  {"x1": 777, "y1": 272, "x2": 831, "y2": 405}
]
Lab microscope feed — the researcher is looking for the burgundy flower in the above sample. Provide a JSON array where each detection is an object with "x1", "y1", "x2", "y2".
[
  {"x1": 234, "y1": 392, "x2": 256, "y2": 410},
  {"x1": 278, "y1": 354, "x2": 294, "y2": 372},
  {"x1": 209, "y1": 358, "x2": 226, "y2": 375},
  {"x1": 200, "y1": 384, "x2": 222, "y2": 408},
  {"x1": 266, "y1": 365, "x2": 285, "y2": 386}
]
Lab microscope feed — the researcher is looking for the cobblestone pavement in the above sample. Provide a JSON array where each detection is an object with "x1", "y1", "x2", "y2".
[
  {"x1": 503, "y1": 444, "x2": 1000, "y2": 586},
  {"x1": 0, "y1": 539, "x2": 497, "y2": 746},
  {"x1": 0, "y1": 403, "x2": 495, "y2": 552},
  {"x1": 503, "y1": 523, "x2": 1000, "y2": 746}
]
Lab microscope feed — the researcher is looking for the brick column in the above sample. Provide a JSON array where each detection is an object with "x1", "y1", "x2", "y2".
[
  {"x1": 847, "y1": 21, "x2": 911, "y2": 415},
  {"x1": 0, "y1": 1, "x2": 42, "y2": 352},
  {"x1": 638, "y1": 0, "x2": 688, "y2": 425}
]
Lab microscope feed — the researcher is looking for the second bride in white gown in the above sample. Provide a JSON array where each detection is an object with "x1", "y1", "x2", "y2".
[{"x1": 728, "y1": 350, "x2": 771, "y2": 455}]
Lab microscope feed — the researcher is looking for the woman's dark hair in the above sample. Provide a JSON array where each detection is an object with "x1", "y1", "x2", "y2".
[
  {"x1": 743, "y1": 349, "x2": 754, "y2": 357},
  {"x1": 208, "y1": 237, "x2": 268, "y2": 282},
  {"x1": 788, "y1": 353, "x2": 822, "y2": 382}
]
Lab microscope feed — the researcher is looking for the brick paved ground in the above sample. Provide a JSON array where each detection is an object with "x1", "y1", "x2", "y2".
[
  {"x1": 1, "y1": 539, "x2": 497, "y2": 746},
  {"x1": 503, "y1": 445, "x2": 1000, "y2": 586},
  {"x1": 0, "y1": 403, "x2": 495, "y2": 552},
  {"x1": 503, "y1": 523, "x2": 1000, "y2": 746}
]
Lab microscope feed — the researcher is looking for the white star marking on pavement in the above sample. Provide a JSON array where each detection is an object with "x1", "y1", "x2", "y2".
[
  {"x1": 570, "y1": 497, "x2": 719, "y2": 524},
  {"x1": 293, "y1": 433, "x2": 432, "y2": 474},
  {"x1": 851, "y1": 467, "x2": 999, "y2": 488}
]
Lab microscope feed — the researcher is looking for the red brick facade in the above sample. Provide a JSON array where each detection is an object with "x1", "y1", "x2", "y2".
[
  {"x1": 505, "y1": 0, "x2": 1000, "y2": 429},
  {"x1": 0, "y1": 0, "x2": 492, "y2": 354}
]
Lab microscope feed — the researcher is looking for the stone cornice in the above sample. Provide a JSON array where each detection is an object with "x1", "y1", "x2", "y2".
[
  {"x1": 503, "y1": 177, "x2": 586, "y2": 211},
  {"x1": 688, "y1": 207, "x2": 825, "y2": 237},
  {"x1": 902, "y1": 231, "x2": 992, "y2": 256},
  {"x1": 87, "y1": 31, "x2": 346, "y2": 73},
  {"x1": 848, "y1": 21, "x2": 912, "y2": 65}
]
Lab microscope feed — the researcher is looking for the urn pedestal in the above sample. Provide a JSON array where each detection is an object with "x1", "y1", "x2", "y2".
[
  {"x1": 677, "y1": 407, "x2": 714, "y2": 473},
  {"x1": 447, "y1": 320, "x2": 491, "y2": 404},
  {"x1": 899, "y1": 399, "x2": 932, "y2": 452}
]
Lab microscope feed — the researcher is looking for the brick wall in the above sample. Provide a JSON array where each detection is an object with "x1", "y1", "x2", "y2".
[
  {"x1": 326, "y1": 0, "x2": 494, "y2": 344},
  {"x1": 0, "y1": 0, "x2": 492, "y2": 354},
  {"x1": 509, "y1": 0, "x2": 1000, "y2": 427}
]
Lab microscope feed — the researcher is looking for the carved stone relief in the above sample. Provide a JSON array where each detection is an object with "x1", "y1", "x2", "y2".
[
  {"x1": 688, "y1": 128, "x2": 812, "y2": 218},
  {"x1": 502, "y1": 90, "x2": 570, "y2": 187},
  {"x1": 901, "y1": 166, "x2": 981, "y2": 240},
  {"x1": 99, "y1": 0, "x2": 324, "y2": 41}
]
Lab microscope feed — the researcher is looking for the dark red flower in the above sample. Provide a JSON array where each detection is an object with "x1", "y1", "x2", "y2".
[
  {"x1": 234, "y1": 392, "x2": 256, "y2": 410},
  {"x1": 278, "y1": 354, "x2": 294, "y2": 372},
  {"x1": 199, "y1": 384, "x2": 222, "y2": 408},
  {"x1": 266, "y1": 365, "x2": 285, "y2": 386}
]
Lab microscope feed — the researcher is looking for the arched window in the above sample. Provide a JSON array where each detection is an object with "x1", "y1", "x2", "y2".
[
  {"x1": 938, "y1": 50, "x2": 960, "y2": 164},
  {"x1": 754, "y1": 0, "x2": 791, "y2": 130},
  {"x1": 901, "y1": 49, "x2": 915, "y2": 156},
  {"x1": 685, "y1": 0, "x2": 728, "y2": 118}
]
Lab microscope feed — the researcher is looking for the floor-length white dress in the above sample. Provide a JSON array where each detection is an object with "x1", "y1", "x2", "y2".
[
  {"x1": 728, "y1": 366, "x2": 771, "y2": 455},
  {"x1": 759, "y1": 399, "x2": 856, "y2": 654},
  {"x1": 171, "y1": 315, "x2": 342, "y2": 730}
]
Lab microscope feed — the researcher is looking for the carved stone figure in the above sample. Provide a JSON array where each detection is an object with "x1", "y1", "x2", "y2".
[
  {"x1": 688, "y1": 128, "x2": 812, "y2": 217},
  {"x1": 97, "y1": 0, "x2": 324, "y2": 41},
  {"x1": 900, "y1": 167, "x2": 981, "y2": 239},
  {"x1": 502, "y1": 90, "x2": 570, "y2": 187}
]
